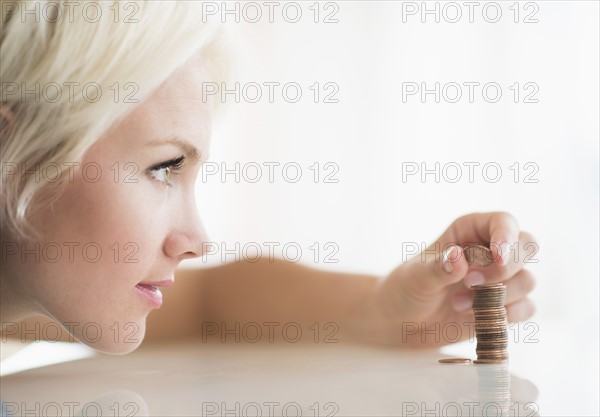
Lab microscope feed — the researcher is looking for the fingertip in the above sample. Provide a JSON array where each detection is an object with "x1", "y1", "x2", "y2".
[
  {"x1": 463, "y1": 270, "x2": 485, "y2": 288},
  {"x1": 500, "y1": 241, "x2": 513, "y2": 266},
  {"x1": 452, "y1": 291, "x2": 473, "y2": 312},
  {"x1": 490, "y1": 220, "x2": 518, "y2": 266},
  {"x1": 488, "y1": 240, "x2": 505, "y2": 266},
  {"x1": 442, "y1": 245, "x2": 468, "y2": 281}
]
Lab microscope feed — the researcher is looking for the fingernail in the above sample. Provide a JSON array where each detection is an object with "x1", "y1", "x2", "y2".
[
  {"x1": 442, "y1": 246, "x2": 457, "y2": 274},
  {"x1": 500, "y1": 241, "x2": 511, "y2": 266},
  {"x1": 453, "y1": 293, "x2": 473, "y2": 311},
  {"x1": 464, "y1": 271, "x2": 485, "y2": 287}
]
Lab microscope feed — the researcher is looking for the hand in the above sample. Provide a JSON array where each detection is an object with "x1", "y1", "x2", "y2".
[{"x1": 361, "y1": 212, "x2": 537, "y2": 348}]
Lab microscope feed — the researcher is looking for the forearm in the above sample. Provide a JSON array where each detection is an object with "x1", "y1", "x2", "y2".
[{"x1": 199, "y1": 258, "x2": 382, "y2": 343}]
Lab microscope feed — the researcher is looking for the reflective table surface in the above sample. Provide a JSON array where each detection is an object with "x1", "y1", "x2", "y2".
[
  {"x1": 0, "y1": 319, "x2": 600, "y2": 417},
  {"x1": 1, "y1": 342, "x2": 540, "y2": 417}
]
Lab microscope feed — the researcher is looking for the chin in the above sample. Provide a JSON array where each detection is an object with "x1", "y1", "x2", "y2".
[
  {"x1": 89, "y1": 337, "x2": 145, "y2": 355},
  {"x1": 72, "y1": 319, "x2": 147, "y2": 355}
]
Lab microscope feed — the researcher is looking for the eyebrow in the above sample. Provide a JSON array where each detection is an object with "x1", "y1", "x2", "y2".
[{"x1": 148, "y1": 136, "x2": 202, "y2": 163}]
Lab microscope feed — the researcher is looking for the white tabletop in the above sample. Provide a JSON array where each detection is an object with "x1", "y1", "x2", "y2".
[
  {"x1": 2, "y1": 316, "x2": 599, "y2": 416},
  {"x1": 0, "y1": 334, "x2": 575, "y2": 417}
]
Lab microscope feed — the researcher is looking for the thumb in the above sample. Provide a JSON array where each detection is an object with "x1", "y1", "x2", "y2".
[{"x1": 409, "y1": 245, "x2": 469, "y2": 292}]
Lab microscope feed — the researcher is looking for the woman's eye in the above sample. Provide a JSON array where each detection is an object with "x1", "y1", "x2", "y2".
[
  {"x1": 151, "y1": 166, "x2": 173, "y2": 184},
  {"x1": 149, "y1": 156, "x2": 185, "y2": 186}
]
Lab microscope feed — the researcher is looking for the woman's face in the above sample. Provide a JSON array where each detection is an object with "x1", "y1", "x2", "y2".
[{"x1": 3, "y1": 54, "x2": 212, "y2": 353}]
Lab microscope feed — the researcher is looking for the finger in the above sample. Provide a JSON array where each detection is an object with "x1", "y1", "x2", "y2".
[
  {"x1": 488, "y1": 212, "x2": 520, "y2": 266},
  {"x1": 462, "y1": 230, "x2": 538, "y2": 287},
  {"x1": 407, "y1": 245, "x2": 469, "y2": 294},
  {"x1": 451, "y1": 289, "x2": 474, "y2": 312},
  {"x1": 505, "y1": 269, "x2": 536, "y2": 305},
  {"x1": 506, "y1": 298, "x2": 535, "y2": 323},
  {"x1": 499, "y1": 230, "x2": 539, "y2": 279},
  {"x1": 445, "y1": 212, "x2": 520, "y2": 266},
  {"x1": 452, "y1": 269, "x2": 536, "y2": 312}
]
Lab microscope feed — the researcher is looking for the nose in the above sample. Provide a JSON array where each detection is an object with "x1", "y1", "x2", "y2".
[{"x1": 163, "y1": 201, "x2": 210, "y2": 261}]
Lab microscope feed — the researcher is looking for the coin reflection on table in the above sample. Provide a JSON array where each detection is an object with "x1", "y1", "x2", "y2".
[{"x1": 475, "y1": 362, "x2": 511, "y2": 416}]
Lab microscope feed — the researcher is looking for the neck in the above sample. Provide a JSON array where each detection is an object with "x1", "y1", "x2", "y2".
[
  {"x1": 1, "y1": 228, "x2": 40, "y2": 327},
  {"x1": 0, "y1": 272, "x2": 36, "y2": 328}
]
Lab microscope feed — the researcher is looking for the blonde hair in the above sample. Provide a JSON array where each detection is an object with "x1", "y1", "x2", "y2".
[{"x1": 1, "y1": 0, "x2": 229, "y2": 241}]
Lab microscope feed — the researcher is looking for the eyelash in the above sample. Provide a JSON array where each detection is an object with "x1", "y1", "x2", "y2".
[{"x1": 148, "y1": 156, "x2": 185, "y2": 187}]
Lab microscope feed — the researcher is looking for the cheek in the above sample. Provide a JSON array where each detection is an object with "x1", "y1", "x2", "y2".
[{"x1": 20, "y1": 172, "x2": 165, "y2": 347}]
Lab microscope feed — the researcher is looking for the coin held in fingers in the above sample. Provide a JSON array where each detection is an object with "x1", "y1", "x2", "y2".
[{"x1": 462, "y1": 244, "x2": 494, "y2": 267}]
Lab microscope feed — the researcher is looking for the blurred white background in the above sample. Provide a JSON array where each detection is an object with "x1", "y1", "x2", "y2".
[{"x1": 180, "y1": 1, "x2": 598, "y2": 414}]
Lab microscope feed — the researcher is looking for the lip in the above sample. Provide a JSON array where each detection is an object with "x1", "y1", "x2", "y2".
[
  {"x1": 134, "y1": 279, "x2": 173, "y2": 308},
  {"x1": 138, "y1": 279, "x2": 175, "y2": 288}
]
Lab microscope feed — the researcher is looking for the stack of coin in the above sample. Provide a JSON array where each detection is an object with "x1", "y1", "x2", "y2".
[{"x1": 472, "y1": 283, "x2": 508, "y2": 364}]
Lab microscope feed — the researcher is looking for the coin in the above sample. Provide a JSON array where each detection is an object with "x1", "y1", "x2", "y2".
[
  {"x1": 472, "y1": 282, "x2": 504, "y2": 288},
  {"x1": 439, "y1": 358, "x2": 471, "y2": 364},
  {"x1": 463, "y1": 244, "x2": 495, "y2": 267},
  {"x1": 473, "y1": 358, "x2": 508, "y2": 364}
]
